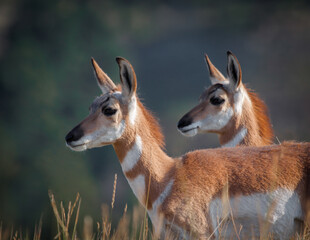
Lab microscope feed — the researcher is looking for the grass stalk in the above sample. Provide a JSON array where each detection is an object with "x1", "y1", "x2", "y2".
[{"x1": 71, "y1": 195, "x2": 81, "y2": 240}]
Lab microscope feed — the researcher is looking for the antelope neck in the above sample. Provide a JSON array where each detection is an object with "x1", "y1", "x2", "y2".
[
  {"x1": 219, "y1": 90, "x2": 262, "y2": 147},
  {"x1": 113, "y1": 108, "x2": 175, "y2": 210},
  {"x1": 221, "y1": 126, "x2": 247, "y2": 148},
  {"x1": 219, "y1": 115, "x2": 248, "y2": 147}
]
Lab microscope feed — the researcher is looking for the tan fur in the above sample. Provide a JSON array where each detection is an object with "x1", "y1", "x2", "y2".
[
  {"x1": 128, "y1": 97, "x2": 309, "y2": 237},
  {"x1": 246, "y1": 87, "x2": 274, "y2": 145},
  {"x1": 205, "y1": 54, "x2": 226, "y2": 82},
  {"x1": 113, "y1": 100, "x2": 174, "y2": 208},
  {"x1": 101, "y1": 92, "x2": 309, "y2": 237},
  {"x1": 66, "y1": 57, "x2": 310, "y2": 238},
  {"x1": 91, "y1": 58, "x2": 117, "y2": 91},
  {"x1": 219, "y1": 85, "x2": 274, "y2": 146}
]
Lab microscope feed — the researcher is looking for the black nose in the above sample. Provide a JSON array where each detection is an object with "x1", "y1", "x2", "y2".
[
  {"x1": 65, "y1": 126, "x2": 84, "y2": 143},
  {"x1": 177, "y1": 114, "x2": 193, "y2": 129}
]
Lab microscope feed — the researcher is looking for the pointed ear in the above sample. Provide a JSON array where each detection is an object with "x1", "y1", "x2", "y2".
[
  {"x1": 91, "y1": 58, "x2": 117, "y2": 94},
  {"x1": 205, "y1": 54, "x2": 226, "y2": 84},
  {"x1": 226, "y1": 51, "x2": 242, "y2": 90},
  {"x1": 116, "y1": 57, "x2": 137, "y2": 100}
]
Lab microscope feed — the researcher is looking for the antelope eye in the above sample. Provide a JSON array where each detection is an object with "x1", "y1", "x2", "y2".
[
  {"x1": 210, "y1": 96, "x2": 225, "y2": 105},
  {"x1": 103, "y1": 107, "x2": 117, "y2": 116}
]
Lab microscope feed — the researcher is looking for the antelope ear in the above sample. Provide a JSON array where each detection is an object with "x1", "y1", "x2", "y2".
[
  {"x1": 226, "y1": 51, "x2": 242, "y2": 90},
  {"x1": 205, "y1": 54, "x2": 226, "y2": 85},
  {"x1": 91, "y1": 58, "x2": 117, "y2": 94},
  {"x1": 116, "y1": 57, "x2": 137, "y2": 100}
]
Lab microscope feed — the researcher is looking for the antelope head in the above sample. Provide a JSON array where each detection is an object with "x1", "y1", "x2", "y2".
[
  {"x1": 65, "y1": 57, "x2": 137, "y2": 151},
  {"x1": 177, "y1": 51, "x2": 245, "y2": 137}
]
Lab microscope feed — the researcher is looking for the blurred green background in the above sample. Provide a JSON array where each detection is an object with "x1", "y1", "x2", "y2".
[{"x1": 0, "y1": 0, "x2": 309, "y2": 238}]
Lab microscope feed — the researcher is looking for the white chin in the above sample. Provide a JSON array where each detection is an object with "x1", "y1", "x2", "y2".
[
  {"x1": 66, "y1": 142, "x2": 88, "y2": 152},
  {"x1": 179, "y1": 128, "x2": 198, "y2": 137}
]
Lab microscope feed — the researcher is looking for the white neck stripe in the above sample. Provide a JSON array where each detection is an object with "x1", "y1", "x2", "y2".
[
  {"x1": 121, "y1": 135, "x2": 142, "y2": 172},
  {"x1": 148, "y1": 179, "x2": 174, "y2": 235},
  {"x1": 127, "y1": 174, "x2": 145, "y2": 205},
  {"x1": 152, "y1": 180, "x2": 174, "y2": 212},
  {"x1": 222, "y1": 127, "x2": 247, "y2": 148}
]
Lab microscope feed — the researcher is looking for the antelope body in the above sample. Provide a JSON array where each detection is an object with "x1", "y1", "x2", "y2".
[
  {"x1": 65, "y1": 57, "x2": 310, "y2": 239},
  {"x1": 178, "y1": 52, "x2": 274, "y2": 147}
]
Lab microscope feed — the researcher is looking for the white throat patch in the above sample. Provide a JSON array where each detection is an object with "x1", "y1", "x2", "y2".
[
  {"x1": 222, "y1": 127, "x2": 247, "y2": 148},
  {"x1": 121, "y1": 135, "x2": 142, "y2": 172},
  {"x1": 121, "y1": 135, "x2": 145, "y2": 205}
]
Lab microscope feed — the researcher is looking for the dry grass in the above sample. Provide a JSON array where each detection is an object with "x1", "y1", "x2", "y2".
[
  {"x1": 1, "y1": 175, "x2": 310, "y2": 240},
  {"x1": 46, "y1": 173, "x2": 157, "y2": 240},
  {"x1": 48, "y1": 190, "x2": 81, "y2": 240}
]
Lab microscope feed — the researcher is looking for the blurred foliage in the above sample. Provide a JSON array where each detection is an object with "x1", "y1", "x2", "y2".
[{"x1": 0, "y1": 0, "x2": 309, "y2": 238}]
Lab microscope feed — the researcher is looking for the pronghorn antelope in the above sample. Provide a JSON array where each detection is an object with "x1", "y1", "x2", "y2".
[
  {"x1": 65, "y1": 57, "x2": 310, "y2": 239},
  {"x1": 178, "y1": 51, "x2": 274, "y2": 147}
]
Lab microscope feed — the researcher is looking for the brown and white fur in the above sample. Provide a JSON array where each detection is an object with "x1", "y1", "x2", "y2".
[
  {"x1": 65, "y1": 57, "x2": 310, "y2": 239},
  {"x1": 178, "y1": 51, "x2": 274, "y2": 147}
]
